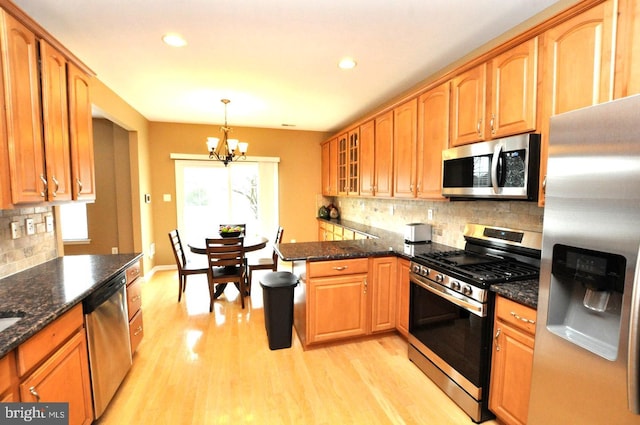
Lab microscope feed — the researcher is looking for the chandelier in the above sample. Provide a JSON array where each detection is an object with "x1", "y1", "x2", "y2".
[{"x1": 206, "y1": 99, "x2": 248, "y2": 166}]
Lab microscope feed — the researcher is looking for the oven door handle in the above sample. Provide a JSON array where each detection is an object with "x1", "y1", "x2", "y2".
[{"x1": 411, "y1": 274, "x2": 485, "y2": 317}]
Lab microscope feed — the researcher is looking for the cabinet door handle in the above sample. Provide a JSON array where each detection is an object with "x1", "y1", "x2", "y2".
[
  {"x1": 132, "y1": 295, "x2": 141, "y2": 302},
  {"x1": 363, "y1": 277, "x2": 367, "y2": 295},
  {"x1": 510, "y1": 311, "x2": 536, "y2": 324},
  {"x1": 332, "y1": 266, "x2": 348, "y2": 271},
  {"x1": 490, "y1": 113, "x2": 496, "y2": 135},
  {"x1": 39, "y1": 174, "x2": 48, "y2": 198},
  {"x1": 51, "y1": 176, "x2": 59, "y2": 197},
  {"x1": 29, "y1": 386, "x2": 41, "y2": 402},
  {"x1": 134, "y1": 326, "x2": 143, "y2": 336},
  {"x1": 476, "y1": 118, "x2": 483, "y2": 137},
  {"x1": 77, "y1": 178, "x2": 83, "y2": 193},
  {"x1": 494, "y1": 328, "x2": 501, "y2": 351}
]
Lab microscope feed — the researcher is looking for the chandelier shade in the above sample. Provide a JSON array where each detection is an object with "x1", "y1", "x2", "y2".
[{"x1": 206, "y1": 99, "x2": 248, "y2": 166}]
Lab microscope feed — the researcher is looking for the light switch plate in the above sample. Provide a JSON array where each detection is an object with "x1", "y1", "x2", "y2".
[
  {"x1": 25, "y1": 218, "x2": 35, "y2": 235},
  {"x1": 10, "y1": 222, "x2": 19, "y2": 239},
  {"x1": 45, "y1": 215, "x2": 54, "y2": 232}
]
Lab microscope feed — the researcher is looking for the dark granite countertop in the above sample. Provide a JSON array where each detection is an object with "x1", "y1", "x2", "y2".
[
  {"x1": 279, "y1": 218, "x2": 540, "y2": 308},
  {"x1": 490, "y1": 279, "x2": 539, "y2": 309},
  {"x1": 0, "y1": 253, "x2": 143, "y2": 358}
]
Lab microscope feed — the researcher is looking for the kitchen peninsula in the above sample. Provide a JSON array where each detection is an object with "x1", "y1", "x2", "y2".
[{"x1": 276, "y1": 219, "x2": 539, "y2": 350}]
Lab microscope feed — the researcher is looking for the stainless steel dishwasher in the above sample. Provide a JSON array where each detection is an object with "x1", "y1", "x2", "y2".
[{"x1": 83, "y1": 271, "x2": 132, "y2": 419}]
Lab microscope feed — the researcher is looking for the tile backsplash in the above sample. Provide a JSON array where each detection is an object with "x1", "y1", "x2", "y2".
[
  {"x1": 325, "y1": 197, "x2": 543, "y2": 248},
  {"x1": 0, "y1": 207, "x2": 58, "y2": 279}
]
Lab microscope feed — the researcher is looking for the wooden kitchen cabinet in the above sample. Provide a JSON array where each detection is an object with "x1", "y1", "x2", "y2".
[
  {"x1": 126, "y1": 259, "x2": 144, "y2": 354},
  {"x1": 321, "y1": 137, "x2": 338, "y2": 196},
  {"x1": 616, "y1": 0, "x2": 640, "y2": 97},
  {"x1": 489, "y1": 296, "x2": 537, "y2": 425},
  {"x1": 358, "y1": 119, "x2": 375, "y2": 196},
  {"x1": 40, "y1": 39, "x2": 72, "y2": 201},
  {"x1": 451, "y1": 38, "x2": 538, "y2": 147},
  {"x1": 374, "y1": 110, "x2": 394, "y2": 197},
  {"x1": 416, "y1": 82, "x2": 449, "y2": 200},
  {"x1": 393, "y1": 98, "x2": 418, "y2": 198},
  {"x1": 17, "y1": 304, "x2": 93, "y2": 425},
  {"x1": 68, "y1": 62, "x2": 96, "y2": 201},
  {"x1": 450, "y1": 63, "x2": 487, "y2": 147},
  {"x1": 395, "y1": 258, "x2": 410, "y2": 337},
  {"x1": 489, "y1": 37, "x2": 538, "y2": 139},
  {"x1": 1, "y1": 11, "x2": 46, "y2": 204},
  {"x1": 537, "y1": 0, "x2": 616, "y2": 205},
  {"x1": 0, "y1": 351, "x2": 18, "y2": 402},
  {"x1": 306, "y1": 259, "x2": 369, "y2": 344},
  {"x1": 337, "y1": 129, "x2": 359, "y2": 196},
  {"x1": 369, "y1": 257, "x2": 396, "y2": 333}
]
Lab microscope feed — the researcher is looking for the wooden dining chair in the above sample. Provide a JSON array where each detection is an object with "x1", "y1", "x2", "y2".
[
  {"x1": 205, "y1": 236, "x2": 247, "y2": 311},
  {"x1": 247, "y1": 226, "x2": 284, "y2": 294},
  {"x1": 168, "y1": 229, "x2": 208, "y2": 302}
]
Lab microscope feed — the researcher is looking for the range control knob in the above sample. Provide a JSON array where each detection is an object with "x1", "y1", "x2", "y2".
[
  {"x1": 412, "y1": 264, "x2": 421, "y2": 274},
  {"x1": 435, "y1": 274, "x2": 444, "y2": 283},
  {"x1": 421, "y1": 266, "x2": 430, "y2": 276},
  {"x1": 451, "y1": 280, "x2": 461, "y2": 291},
  {"x1": 462, "y1": 285, "x2": 473, "y2": 296}
]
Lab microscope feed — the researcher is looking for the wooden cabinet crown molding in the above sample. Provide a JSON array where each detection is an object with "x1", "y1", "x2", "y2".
[{"x1": 0, "y1": 0, "x2": 95, "y2": 76}]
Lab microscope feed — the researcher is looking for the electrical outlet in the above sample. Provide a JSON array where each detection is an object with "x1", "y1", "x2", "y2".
[
  {"x1": 112, "y1": 247, "x2": 119, "y2": 254},
  {"x1": 389, "y1": 204, "x2": 394, "y2": 215},
  {"x1": 428, "y1": 209, "x2": 433, "y2": 221},
  {"x1": 25, "y1": 218, "x2": 35, "y2": 235},
  {"x1": 10, "y1": 222, "x2": 19, "y2": 239}
]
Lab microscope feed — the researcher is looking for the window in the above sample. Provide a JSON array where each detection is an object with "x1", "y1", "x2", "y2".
[
  {"x1": 174, "y1": 158, "x2": 279, "y2": 244},
  {"x1": 59, "y1": 203, "x2": 89, "y2": 241}
]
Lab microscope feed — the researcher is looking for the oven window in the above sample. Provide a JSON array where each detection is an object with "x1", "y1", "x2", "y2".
[{"x1": 409, "y1": 281, "x2": 491, "y2": 387}]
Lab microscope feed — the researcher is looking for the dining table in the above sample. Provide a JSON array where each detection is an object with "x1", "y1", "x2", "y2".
[{"x1": 187, "y1": 235, "x2": 269, "y2": 298}]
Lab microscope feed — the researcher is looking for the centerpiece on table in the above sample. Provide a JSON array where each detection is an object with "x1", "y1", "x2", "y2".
[{"x1": 219, "y1": 225, "x2": 243, "y2": 237}]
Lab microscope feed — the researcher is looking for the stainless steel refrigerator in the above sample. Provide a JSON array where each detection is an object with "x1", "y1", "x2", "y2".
[{"x1": 529, "y1": 94, "x2": 640, "y2": 424}]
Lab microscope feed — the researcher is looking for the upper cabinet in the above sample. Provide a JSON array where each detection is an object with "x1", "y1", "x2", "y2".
[
  {"x1": 68, "y1": 63, "x2": 96, "y2": 201},
  {"x1": 1, "y1": 11, "x2": 46, "y2": 204},
  {"x1": 616, "y1": 0, "x2": 640, "y2": 97},
  {"x1": 450, "y1": 38, "x2": 538, "y2": 147},
  {"x1": 450, "y1": 64, "x2": 487, "y2": 147},
  {"x1": 489, "y1": 37, "x2": 538, "y2": 139},
  {"x1": 416, "y1": 82, "x2": 449, "y2": 200},
  {"x1": 360, "y1": 113, "x2": 394, "y2": 197},
  {"x1": 537, "y1": 0, "x2": 616, "y2": 205},
  {"x1": 337, "y1": 129, "x2": 359, "y2": 196},
  {"x1": 321, "y1": 137, "x2": 338, "y2": 196},
  {"x1": 393, "y1": 98, "x2": 418, "y2": 198},
  {"x1": 0, "y1": 5, "x2": 95, "y2": 207},
  {"x1": 40, "y1": 40, "x2": 72, "y2": 202}
]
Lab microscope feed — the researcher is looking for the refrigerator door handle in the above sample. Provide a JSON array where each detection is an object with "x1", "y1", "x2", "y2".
[{"x1": 627, "y1": 244, "x2": 640, "y2": 413}]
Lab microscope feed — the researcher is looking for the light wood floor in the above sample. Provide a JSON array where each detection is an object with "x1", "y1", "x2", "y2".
[{"x1": 96, "y1": 268, "x2": 500, "y2": 425}]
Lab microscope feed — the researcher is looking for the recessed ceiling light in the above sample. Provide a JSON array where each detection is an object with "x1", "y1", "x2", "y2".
[
  {"x1": 338, "y1": 57, "x2": 357, "y2": 70},
  {"x1": 162, "y1": 33, "x2": 187, "y2": 47}
]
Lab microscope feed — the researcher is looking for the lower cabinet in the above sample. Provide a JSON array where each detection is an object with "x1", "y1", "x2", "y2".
[
  {"x1": 300, "y1": 257, "x2": 397, "y2": 348},
  {"x1": 126, "y1": 260, "x2": 144, "y2": 354},
  {"x1": 16, "y1": 304, "x2": 93, "y2": 425},
  {"x1": 0, "y1": 352, "x2": 18, "y2": 402},
  {"x1": 489, "y1": 295, "x2": 537, "y2": 425}
]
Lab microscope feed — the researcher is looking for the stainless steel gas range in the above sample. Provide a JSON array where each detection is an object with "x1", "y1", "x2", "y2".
[{"x1": 408, "y1": 224, "x2": 541, "y2": 423}]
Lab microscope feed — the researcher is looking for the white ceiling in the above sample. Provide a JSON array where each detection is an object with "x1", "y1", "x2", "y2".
[{"x1": 14, "y1": 0, "x2": 565, "y2": 133}]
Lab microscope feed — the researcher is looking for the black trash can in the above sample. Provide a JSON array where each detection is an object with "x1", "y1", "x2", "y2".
[{"x1": 260, "y1": 271, "x2": 299, "y2": 350}]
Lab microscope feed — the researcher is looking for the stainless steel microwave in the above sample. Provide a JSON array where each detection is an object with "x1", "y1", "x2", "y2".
[{"x1": 442, "y1": 133, "x2": 541, "y2": 200}]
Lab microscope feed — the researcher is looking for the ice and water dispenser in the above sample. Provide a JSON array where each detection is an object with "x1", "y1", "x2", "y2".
[{"x1": 546, "y1": 244, "x2": 626, "y2": 361}]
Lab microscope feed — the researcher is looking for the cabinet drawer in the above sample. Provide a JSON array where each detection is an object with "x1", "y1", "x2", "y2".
[
  {"x1": 495, "y1": 296, "x2": 537, "y2": 335},
  {"x1": 17, "y1": 303, "x2": 84, "y2": 376},
  {"x1": 0, "y1": 352, "x2": 15, "y2": 394},
  {"x1": 126, "y1": 260, "x2": 141, "y2": 285},
  {"x1": 308, "y1": 258, "x2": 369, "y2": 278},
  {"x1": 129, "y1": 309, "x2": 144, "y2": 354},
  {"x1": 127, "y1": 277, "x2": 142, "y2": 321}
]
